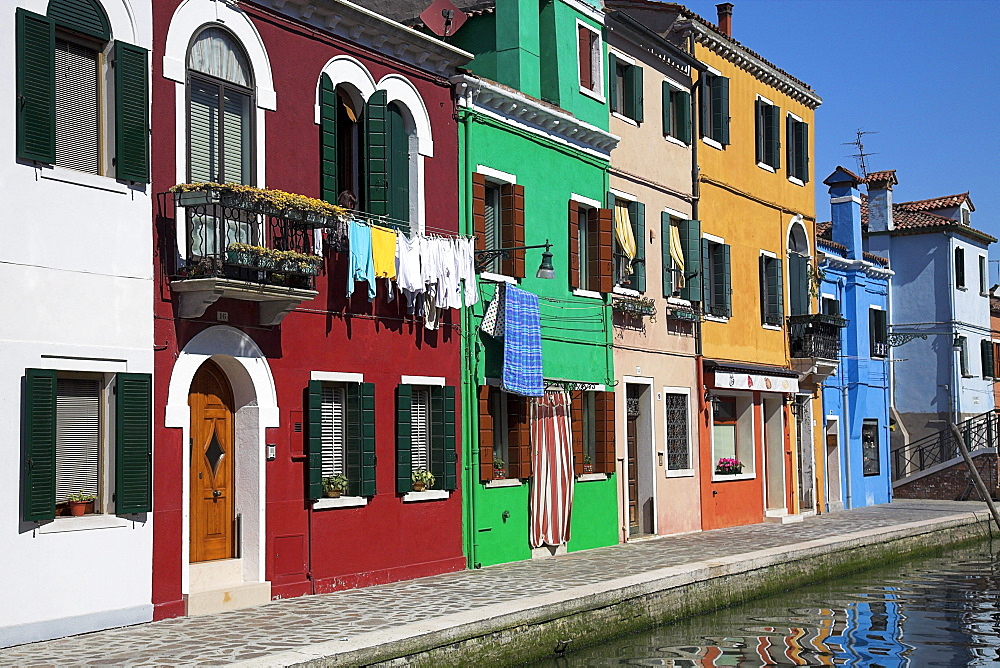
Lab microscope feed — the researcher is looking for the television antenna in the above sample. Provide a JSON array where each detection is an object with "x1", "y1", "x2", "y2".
[{"x1": 843, "y1": 129, "x2": 878, "y2": 178}]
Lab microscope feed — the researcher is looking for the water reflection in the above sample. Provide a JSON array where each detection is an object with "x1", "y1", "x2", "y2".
[{"x1": 534, "y1": 541, "x2": 1000, "y2": 666}]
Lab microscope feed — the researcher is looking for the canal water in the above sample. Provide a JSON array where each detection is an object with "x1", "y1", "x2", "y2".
[{"x1": 533, "y1": 539, "x2": 1000, "y2": 666}]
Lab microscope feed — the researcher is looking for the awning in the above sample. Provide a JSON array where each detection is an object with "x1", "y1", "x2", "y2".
[{"x1": 704, "y1": 359, "x2": 800, "y2": 394}]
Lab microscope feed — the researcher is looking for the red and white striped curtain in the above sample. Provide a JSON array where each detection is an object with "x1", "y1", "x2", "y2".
[{"x1": 529, "y1": 390, "x2": 575, "y2": 548}]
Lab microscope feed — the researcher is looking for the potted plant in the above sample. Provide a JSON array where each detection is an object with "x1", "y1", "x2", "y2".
[
  {"x1": 67, "y1": 491, "x2": 96, "y2": 517},
  {"x1": 322, "y1": 474, "x2": 348, "y2": 498},
  {"x1": 715, "y1": 457, "x2": 744, "y2": 476},
  {"x1": 412, "y1": 468, "x2": 435, "y2": 492},
  {"x1": 583, "y1": 453, "x2": 594, "y2": 474},
  {"x1": 493, "y1": 458, "x2": 506, "y2": 480}
]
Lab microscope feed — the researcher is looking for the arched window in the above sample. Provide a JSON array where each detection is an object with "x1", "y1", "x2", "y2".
[
  {"x1": 787, "y1": 221, "x2": 810, "y2": 315},
  {"x1": 186, "y1": 27, "x2": 254, "y2": 256},
  {"x1": 15, "y1": 0, "x2": 149, "y2": 181}
]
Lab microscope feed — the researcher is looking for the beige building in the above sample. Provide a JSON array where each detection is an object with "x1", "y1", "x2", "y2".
[{"x1": 603, "y1": 7, "x2": 702, "y2": 539}]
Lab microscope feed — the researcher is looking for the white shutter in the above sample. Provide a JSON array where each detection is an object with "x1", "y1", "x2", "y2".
[
  {"x1": 54, "y1": 40, "x2": 99, "y2": 175},
  {"x1": 321, "y1": 385, "x2": 346, "y2": 477},
  {"x1": 55, "y1": 378, "x2": 101, "y2": 504},
  {"x1": 411, "y1": 388, "x2": 430, "y2": 471},
  {"x1": 189, "y1": 79, "x2": 218, "y2": 183}
]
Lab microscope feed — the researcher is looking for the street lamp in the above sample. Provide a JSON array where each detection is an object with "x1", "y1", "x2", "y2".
[{"x1": 475, "y1": 240, "x2": 556, "y2": 279}]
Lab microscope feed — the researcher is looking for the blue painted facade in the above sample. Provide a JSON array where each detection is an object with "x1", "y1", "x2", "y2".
[
  {"x1": 819, "y1": 168, "x2": 892, "y2": 510},
  {"x1": 862, "y1": 171, "x2": 995, "y2": 447}
]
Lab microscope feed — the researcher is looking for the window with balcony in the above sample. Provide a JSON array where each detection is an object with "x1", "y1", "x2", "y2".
[
  {"x1": 22, "y1": 369, "x2": 152, "y2": 522},
  {"x1": 787, "y1": 221, "x2": 810, "y2": 316},
  {"x1": 15, "y1": 2, "x2": 149, "y2": 182}
]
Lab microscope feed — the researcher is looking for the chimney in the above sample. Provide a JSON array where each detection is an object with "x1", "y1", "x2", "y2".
[
  {"x1": 716, "y1": 3, "x2": 733, "y2": 37},
  {"x1": 823, "y1": 167, "x2": 863, "y2": 261},
  {"x1": 865, "y1": 170, "x2": 898, "y2": 233}
]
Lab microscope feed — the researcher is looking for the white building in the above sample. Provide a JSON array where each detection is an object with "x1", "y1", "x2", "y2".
[{"x1": 0, "y1": 0, "x2": 153, "y2": 648}]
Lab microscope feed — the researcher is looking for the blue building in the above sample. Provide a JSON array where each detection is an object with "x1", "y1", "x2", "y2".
[
  {"x1": 818, "y1": 167, "x2": 893, "y2": 510},
  {"x1": 860, "y1": 169, "x2": 995, "y2": 454}
]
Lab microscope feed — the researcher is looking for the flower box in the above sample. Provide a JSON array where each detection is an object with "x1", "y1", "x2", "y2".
[
  {"x1": 174, "y1": 189, "x2": 220, "y2": 208},
  {"x1": 170, "y1": 183, "x2": 347, "y2": 228},
  {"x1": 715, "y1": 457, "x2": 745, "y2": 476},
  {"x1": 612, "y1": 296, "x2": 657, "y2": 319}
]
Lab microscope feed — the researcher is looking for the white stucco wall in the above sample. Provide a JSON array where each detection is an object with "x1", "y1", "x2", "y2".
[{"x1": 0, "y1": 0, "x2": 154, "y2": 647}]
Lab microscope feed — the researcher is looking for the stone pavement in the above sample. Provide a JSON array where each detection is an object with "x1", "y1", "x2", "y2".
[{"x1": 1, "y1": 499, "x2": 991, "y2": 666}]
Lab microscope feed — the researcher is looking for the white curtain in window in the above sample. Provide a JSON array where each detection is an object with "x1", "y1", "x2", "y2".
[
  {"x1": 615, "y1": 202, "x2": 636, "y2": 274},
  {"x1": 669, "y1": 223, "x2": 685, "y2": 288},
  {"x1": 188, "y1": 28, "x2": 252, "y2": 87},
  {"x1": 56, "y1": 378, "x2": 101, "y2": 504}
]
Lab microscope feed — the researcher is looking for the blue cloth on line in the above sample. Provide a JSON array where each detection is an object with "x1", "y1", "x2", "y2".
[
  {"x1": 502, "y1": 285, "x2": 544, "y2": 397},
  {"x1": 347, "y1": 219, "x2": 376, "y2": 301}
]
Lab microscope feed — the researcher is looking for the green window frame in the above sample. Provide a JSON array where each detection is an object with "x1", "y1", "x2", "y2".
[
  {"x1": 754, "y1": 97, "x2": 781, "y2": 170},
  {"x1": 702, "y1": 238, "x2": 732, "y2": 318},
  {"x1": 786, "y1": 114, "x2": 809, "y2": 183},
  {"x1": 15, "y1": 4, "x2": 149, "y2": 182},
  {"x1": 306, "y1": 380, "x2": 376, "y2": 500},
  {"x1": 759, "y1": 253, "x2": 784, "y2": 327},
  {"x1": 396, "y1": 384, "x2": 457, "y2": 493},
  {"x1": 661, "y1": 81, "x2": 691, "y2": 144},
  {"x1": 981, "y1": 339, "x2": 994, "y2": 379},
  {"x1": 609, "y1": 53, "x2": 643, "y2": 124},
  {"x1": 700, "y1": 72, "x2": 730, "y2": 145}
]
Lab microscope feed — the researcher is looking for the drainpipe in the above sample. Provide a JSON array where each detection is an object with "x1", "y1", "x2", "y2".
[
  {"x1": 948, "y1": 233, "x2": 960, "y2": 424},
  {"x1": 689, "y1": 31, "x2": 702, "y2": 359}
]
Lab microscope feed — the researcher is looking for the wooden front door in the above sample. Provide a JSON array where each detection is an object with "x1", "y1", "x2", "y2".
[
  {"x1": 627, "y1": 409, "x2": 639, "y2": 534},
  {"x1": 189, "y1": 360, "x2": 235, "y2": 562}
]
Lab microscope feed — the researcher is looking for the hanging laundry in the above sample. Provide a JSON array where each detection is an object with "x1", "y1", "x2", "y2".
[
  {"x1": 614, "y1": 201, "x2": 636, "y2": 275},
  {"x1": 455, "y1": 237, "x2": 478, "y2": 306},
  {"x1": 370, "y1": 225, "x2": 397, "y2": 280},
  {"x1": 437, "y1": 237, "x2": 463, "y2": 310},
  {"x1": 395, "y1": 233, "x2": 423, "y2": 312},
  {"x1": 424, "y1": 284, "x2": 440, "y2": 331},
  {"x1": 347, "y1": 218, "x2": 376, "y2": 301},
  {"x1": 480, "y1": 283, "x2": 506, "y2": 338},
  {"x1": 529, "y1": 391, "x2": 575, "y2": 548},
  {"x1": 502, "y1": 285, "x2": 544, "y2": 397}
]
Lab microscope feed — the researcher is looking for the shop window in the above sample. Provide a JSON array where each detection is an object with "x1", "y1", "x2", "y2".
[
  {"x1": 862, "y1": 419, "x2": 880, "y2": 476},
  {"x1": 711, "y1": 394, "x2": 753, "y2": 478}
]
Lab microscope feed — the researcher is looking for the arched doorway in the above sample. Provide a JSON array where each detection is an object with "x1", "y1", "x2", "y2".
[{"x1": 189, "y1": 359, "x2": 235, "y2": 562}]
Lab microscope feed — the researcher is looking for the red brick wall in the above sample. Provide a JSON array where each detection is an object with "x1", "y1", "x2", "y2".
[{"x1": 894, "y1": 451, "x2": 999, "y2": 501}]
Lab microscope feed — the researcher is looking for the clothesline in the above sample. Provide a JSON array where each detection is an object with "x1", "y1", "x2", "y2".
[{"x1": 345, "y1": 210, "x2": 475, "y2": 240}]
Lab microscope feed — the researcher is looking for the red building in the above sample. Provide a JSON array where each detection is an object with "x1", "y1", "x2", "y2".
[{"x1": 150, "y1": 0, "x2": 472, "y2": 618}]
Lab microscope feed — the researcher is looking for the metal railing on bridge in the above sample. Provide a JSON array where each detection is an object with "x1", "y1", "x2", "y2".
[{"x1": 891, "y1": 409, "x2": 1000, "y2": 481}]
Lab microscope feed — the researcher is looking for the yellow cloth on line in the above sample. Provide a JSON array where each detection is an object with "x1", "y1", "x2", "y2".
[
  {"x1": 614, "y1": 203, "x2": 636, "y2": 274},
  {"x1": 669, "y1": 223, "x2": 685, "y2": 288},
  {"x1": 371, "y1": 225, "x2": 397, "y2": 279}
]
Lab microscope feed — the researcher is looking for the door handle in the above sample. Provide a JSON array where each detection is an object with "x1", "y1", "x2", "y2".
[{"x1": 213, "y1": 490, "x2": 222, "y2": 498}]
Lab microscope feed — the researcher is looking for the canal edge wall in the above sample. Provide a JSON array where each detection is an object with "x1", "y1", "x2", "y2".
[{"x1": 234, "y1": 508, "x2": 994, "y2": 667}]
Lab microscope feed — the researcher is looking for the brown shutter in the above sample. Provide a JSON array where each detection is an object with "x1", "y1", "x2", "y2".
[
  {"x1": 568, "y1": 199, "x2": 580, "y2": 290},
  {"x1": 571, "y1": 393, "x2": 585, "y2": 476},
  {"x1": 594, "y1": 391, "x2": 616, "y2": 474},
  {"x1": 578, "y1": 25, "x2": 592, "y2": 90},
  {"x1": 507, "y1": 394, "x2": 532, "y2": 479},
  {"x1": 591, "y1": 208, "x2": 614, "y2": 293},
  {"x1": 472, "y1": 172, "x2": 487, "y2": 254},
  {"x1": 478, "y1": 385, "x2": 494, "y2": 482},
  {"x1": 501, "y1": 183, "x2": 526, "y2": 278}
]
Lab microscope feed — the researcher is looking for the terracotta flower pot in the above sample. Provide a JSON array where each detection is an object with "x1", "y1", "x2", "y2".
[
  {"x1": 583, "y1": 464, "x2": 594, "y2": 474},
  {"x1": 412, "y1": 481, "x2": 426, "y2": 492},
  {"x1": 325, "y1": 489, "x2": 342, "y2": 498},
  {"x1": 68, "y1": 501, "x2": 89, "y2": 517},
  {"x1": 493, "y1": 468, "x2": 506, "y2": 480}
]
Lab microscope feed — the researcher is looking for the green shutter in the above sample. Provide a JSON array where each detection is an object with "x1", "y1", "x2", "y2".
[
  {"x1": 345, "y1": 383, "x2": 362, "y2": 497},
  {"x1": 713, "y1": 76, "x2": 730, "y2": 145},
  {"x1": 761, "y1": 256, "x2": 783, "y2": 325},
  {"x1": 789, "y1": 253, "x2": 808, "y2": 316},
  {"x1": 869, "y1": 309, "x2": 878, "y2": 358},
  {"x1": 983, "y1": 339, "x2": 995, "y2": 379},
  {"x1": 721, "y1": 243, "x2": 732, "y2": 317},
  {"x1": 699, "y1": 74, "x2": 710, "y2": 138},
  {"x1": 387, "y1": 103, "x2": 410, "y2": 234},
  {"x1": 798, "y1": 121, "x2": 810, "y2": 183},
  {"x1": 306, "y1": 380, "x2": 323, "y2": 501},
  {"x1": 23, "y1": 369, "x2": 57, "y2": 522},
  {"x1": 661, "y1": 212, "x2": 672, "y2": 297},
  {"x1": 360, "y1": 382, "x2": 376, "y2": 496},
  {"x1": 661, "y1": 81, "x2": 671, "y2": 137},
  {"x1": 631, "y1": 201, "x2": 646, "y2": 292},
  {"x1": 114, "y1": 41, "x2": 149, "y2": 183},
  {"x1": 771, "y1": 257, "x2": 784, "y2": 324},
  {"x1": 437, "y1": 385, "x2": 457, "y2": 491},
  {"x1": 16, "y1": 9, "x2": 56, "y2": 164},
  {"x1": 630, "y1": 65, "x2": 644, "y2": 123},
  {"x1": 115, "y1": 373, "x2": 152, "y2": 513},
  {"x1": 701, "y1": 238, "x2": 711, "y2": 307},
  {"x1": 768, "y1": 104, "x2": 781, "y2": 170},
  {"x1": 786, "y1": 115, "x2": 795, "y2": 177},
  {"x1": 608, "y1": 53, "x2": 618, "y2": 113},
  {"x1": 677, "y1": 90, "x2": 691, "y2": 144},
  {"x1": 754, "y1": 99, "x2": 763, "y2": 164},
  {"x1": 319, "y1": 73, "x2": 338, "y2": 204},
  {"x1": 365, "y1": 89, "x2": 389, "y2": 216},
  {"x1": 680, "y1": 219, "x2": 701, "y2": 302},
  {"x1": 396, "y1": 384, "x2": 413, "y2": 493},
  {"x1": 48, "y1": 0, "x2": 110, "y2": 40}
]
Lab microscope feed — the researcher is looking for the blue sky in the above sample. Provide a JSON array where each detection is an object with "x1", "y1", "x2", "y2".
[{"x1": 678, "y1": 0, "x2": 1000, "y2": 279}]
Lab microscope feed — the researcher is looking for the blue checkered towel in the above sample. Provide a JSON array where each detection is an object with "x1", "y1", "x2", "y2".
[{"x1": 503, "y1": 285, "x2": 544, "y2": 397}]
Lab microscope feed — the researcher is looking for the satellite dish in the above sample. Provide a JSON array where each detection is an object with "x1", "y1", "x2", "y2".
[{"x1": 419, "y1": 0, "x2": 467, "y2": 37}]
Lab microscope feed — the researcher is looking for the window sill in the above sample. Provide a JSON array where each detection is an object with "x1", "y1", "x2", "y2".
[
  {"x1": 579, "y1": 86, "x2": 606, "y2": 104},
  {"x1": 313, "y1": 496, "x2": 368, "y2": 510},
  {"x1": 485, "y1": 478, "x2": 522, "y2": 488},
  {"x1": 756, "y1": 162, "x2": 777, "y2": 173},
  {"x1": 712, "y1": 473, "x2": 756, "y2": 483},
  {"x1": 667, "y1": 296, "x2": 692, "y2": 307},
  {"x1": 611, "y1": 111, "x2": 639, "y2": 127},
  {"x1": 957, "y1": 286, "x2": 968, "y2": 292},
  {"x1": 573, "y1": 288, "x2": 603, "y2": 300},
  {"x1": 613, "y1": 286, "x2": 640, "y2": 297},
  {"x1": 37, "y1": 165, "x2": 137, "y2": 194},
  {"x1": 704, "y1": 315, "x2": 729, "y2": 323},
  {"x1": 701, "y1": 136, "x2": 724, "y2": 151},
  {"x1": 665, "y1": 469, "x2": 695, "y2": 478},
  {"x1": 788, "y1": 176, "x2": 805, "y2": 187},
  {"x1": 664, "y1": 134, "x2": 689, "y2": 148},
  {"x1": 577, "y1": 473, "x2": 608, "y2": 482},
  {"x1": 403, "y1": 490, "x2": 449, "y2": 502},
  {"x1": 37, "y1": 515, "x2": 132, "y2": 533},
  {"x1": 762, "y1": 323, "x2": 782, "y2": 331},
  {"x1": 480, "y1": 272, "x2": 517, "y2": 285}
]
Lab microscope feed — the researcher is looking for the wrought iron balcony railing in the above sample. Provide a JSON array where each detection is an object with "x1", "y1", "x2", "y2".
[
  {"x1": 787, "y1": 313, "x2": 847, "y2": 361},
  {"x1": 891, "y1": 410, "x2": 1000, "y2": 481}
]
